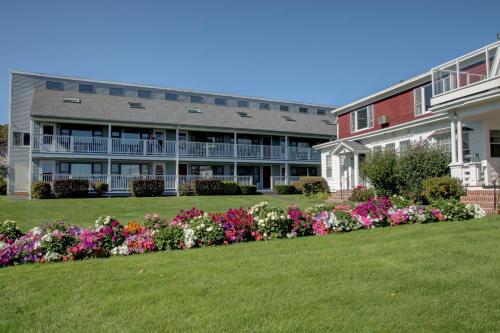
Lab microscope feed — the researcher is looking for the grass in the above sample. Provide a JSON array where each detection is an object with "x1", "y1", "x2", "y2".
[
  {"x1": 0, "y1": 216, "x2": 499, "y2": 332},
  {"x1": 0, "y1": 194, "x2": 333, "y2": 231}
]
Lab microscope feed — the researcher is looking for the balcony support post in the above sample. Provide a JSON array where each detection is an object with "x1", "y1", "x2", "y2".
[
  {"x1": 285, "y1": 135, "x2": 289, "y2": 160},
  {"x1": 233, "y1": 161, "x2": 237, "y2": 184},
  {"x1": 175, "y1": 126, "x2": 180, "y2": 196},
  {"x1": 457, "y1": 119, "x2": 464, "y2": 164},
  {"x1": 233, "y1": 132, "x2": 237, "y2": 158},
  {"x1": 107, "y1": 158, "x2": 112, "y2": 192},
  {"x1": 107, "y1": 124, "x2": 112, "y2": 153}
]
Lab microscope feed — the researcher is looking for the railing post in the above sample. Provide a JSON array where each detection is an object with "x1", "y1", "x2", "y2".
[
  {"x1": 285, "y1": 136, "x2": 289, "y2": 160},
  {"x1": 206, "y1": 142, "x2": 209, "y2": 157},
  {"x1": 308, "y1": 148, "x2": 311, "y2": 160},
  {"x1": 143, "y1": 140, "x2": 147, "y2": 155},
  {"x1": 260, "y1": 145, "x2": 264, "y2": 159}
]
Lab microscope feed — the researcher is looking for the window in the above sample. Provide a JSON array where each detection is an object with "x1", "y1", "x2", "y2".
[
  {"x1": 350, "y1": 105, "x2": 374, "y2": 132},
  {"x1": 12, "y1": 132, "x2": 30, "y2": 147},
  {"x1": 414, "y1": 83, "x2": 432, "y2": 115},
  {"x1": 237, "y1": 100, "x2": 249, "y2": 108},
  {"x1": 111, "y1": 163, "x2": 120, "y2": 174},
  {"x1": 109, "y1": 87, "x2": 123, "y2": 96},
  {"x1": 317, "y1": 109, "x2": 326, "y2": 115},
  {"x1": 165, "y1": 92, "x2": 178, "y2": 101},
  {"x1": 46, "y1": 81, "x2": 63, "y2": 90},
  {"x1": 60, "y1": 162, "x2": 70, "y2": 174},
  {"x1": 372, "y1": 145, "x2": 382, "y2": 153},
  {"x1": 214, "y1": 98, "x2": 226, "y2": 106},
  {"x1": 190, "y1": 95, "x2": 203, "y2": 104},
  {"x1": 138, "y1": 90, "x2": 152, "y2": 98},
  {"x1": 434, "y1": 134, "x2": 451, "y2": 152},
  {"x1": 79, "y1": 84, "x2": 94, "y2": 93},
  {"x1": 280, "y1": 105, "x2": 289, "y2": 112},
  {"x1": 490, "y1": 130, "x2": 500, "y2": 157},
  {"x1": 92, "y1": 163, "x2": 103, "y2": 174},
  {"x1": 299, "y1": 107, "x2": 308, "y2": 114},
  {"x1": 259, "y1": 103, "x2": 270, "y2": 110},
  {"x1": 385, "y1": 143, "x2": 396, "y2": 151},
  {"x1": 399, "y1": 140, "x2": 411, "y2": 152},
  {"x1": 326, "y1": 155, "x2": 332, "y2": 178}
]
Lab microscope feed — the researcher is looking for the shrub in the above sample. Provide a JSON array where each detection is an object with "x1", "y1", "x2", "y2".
[
  {"x1": 0, "y1": 178, "x2": 6, "y2": 195},
  {"x1": 253, "y1": 206, "x2": 291, "y2": 239},
  {"x1": 360, "y1": 150, "x2": 400, "y2": 197},
  {"x1": 0, "y1": 219, "x2": 23, "y2": 241},
  {"x1": 221, "y1": 181, "x2": 239, "y2": 195},
  {"x1": 275, "y1": 185, "x2": 299, "y2": 195},
  {"x1": 155, "y1": 224, "x2": 185, "y2": 250},
  {"x1": 53, "y1": 179, "x2": 89, "y2": 198},
  {"x1": 352, "y1": 197, "x2": 392, "y2": 228},
  {"x1": 349, "y1": 185, "x2": 374, "y2": 202},
  {"x1": 178, "y1": 183, "x2": 193, "y2": 196},
  {"x1": 421, "y1": 176, "x2": 465, "y2": 202},
  {"x1": 41, "y1": 230, "x2": 78, "y2": 259},
  {"x1": 131, "y1": 179, "x2": 164, "y2": 197},
  {"x1": 239, "y1": 185, "x2": 257, "y2": 195},
  {"x1": 92, "y1": 182, "x2": 109, "y2": 196},
  {"x1": 31, "y1": 181, "x2": 52, "y2": 199},
  {"x1": 293, "y1": 177, "x2": 328, "y2": 196},
  {"x1": 390, "y1": 195, "x2": 413, "y2": 209},
  {"x1": 213, "y1": 208, "x2": 255, "y2": 243},
  {"x1": 429, "y1": 198, "x2": 473, "y2": 221},
  {"x1": 187, "y1": 214, "x2": 225, "y2": 246},
  {"x1": 288, "y1": 208, "x2": 314, "y2": 237},
  {"x1": 192, "y1": 179, "x2": 223, "y2": 195}
]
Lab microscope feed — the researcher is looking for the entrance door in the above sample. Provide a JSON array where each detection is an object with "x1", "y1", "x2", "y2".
[
  {"x1": 153, "y1": 163, "x2": 165, "y2": 176},
  {"x1": 40, "y1": 160, "x2": 54, "y2": 182},
  {"x1": 263, "y1": 166, "x2": 271, "y2": 189},
  {"x1": 42, "y1": 124, "x2": 56, "y2": 148}
]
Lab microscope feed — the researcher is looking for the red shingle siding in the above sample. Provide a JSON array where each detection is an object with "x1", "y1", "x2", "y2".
[{"x1": 338, "y1": 84, "x2": 433, "y2": 139}]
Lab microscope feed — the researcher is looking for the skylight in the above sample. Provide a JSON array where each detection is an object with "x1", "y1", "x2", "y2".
[{"x1": 63, "y1": 97, "x2": 81, "y2": 104}]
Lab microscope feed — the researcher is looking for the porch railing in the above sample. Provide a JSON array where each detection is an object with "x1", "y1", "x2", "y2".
[
  {"x1": 270, "y1": 176, "x2": 300, "y2": 189},
  {"x1": 32, "y1": 135, "x2": 320, "y2": 161}
]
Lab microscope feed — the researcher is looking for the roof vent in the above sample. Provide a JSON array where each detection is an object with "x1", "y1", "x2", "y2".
[
  {"x1": 63, "y1": 97, "x2": 81, "y2": 104},
  {"x1": 129, "y1": 102, "x2": 144, "y2": 109},
  {"x1": 188, "y1": 108, "x2": 202, "y2": 114},
  {"x1": 237, "y1": 111, "x2": 251, "y2": 118},
  {"x1": 322, "y1": 119, "x2": 335, "y2": 125},
  {"x1": 281, "y1": 115, "x2": 296, "y2": 122}
]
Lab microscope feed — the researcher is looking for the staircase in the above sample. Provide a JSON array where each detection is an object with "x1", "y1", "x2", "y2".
[
  {"x1": 329, "y1": 190, "x2": 353, "y2": 203},
  {"x1": 461, "y1": 189, "x2": 499, "y2": 214}
]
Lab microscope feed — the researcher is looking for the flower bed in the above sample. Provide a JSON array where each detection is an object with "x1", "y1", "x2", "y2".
[{"x1": 0, "y1": 197, "x2": 486, "y2": 268}]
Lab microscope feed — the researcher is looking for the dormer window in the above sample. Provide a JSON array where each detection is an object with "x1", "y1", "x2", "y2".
[
  {"x1": 259, "y1": 103, "x2": 270, "y2": 110},
  {"x1": 190, "y1": 95, "x2": 203, "y2": 104},
  {"x1": 79, "y1": 84, "x2": 94, "y2": 93},
  {"x1": 350, "y1": 105, "x2": 374, "y2": 133},
  {"x1": 237, "y1": 100, "x2": 249, "y2": 108},
  {"x1": 109, "y1": 87, "x2": 123, "y2": 96},
  {"x1": 299, "y1": 107, "x2": 308, "y2": 114},
  {"x1": 317, "y1": 109, "x2": 326, "y2": 115},
  {"x1": 138, "y1": 90, "x2": 152, "y2": 98},
  {"x1": 237, "y1": 111, "x2": 251, "y2": 118}
]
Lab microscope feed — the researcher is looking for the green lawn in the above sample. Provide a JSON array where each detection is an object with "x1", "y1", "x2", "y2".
[
  {"x1": 0, "y1": 194, "x2": 331, "y2": 231},
  {"x1": 0, "y1": 216, "x2": 499, "y2": 332}
]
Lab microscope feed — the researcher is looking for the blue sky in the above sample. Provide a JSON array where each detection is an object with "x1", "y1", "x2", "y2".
[{"x1": 0, "y1": 0, "x2": 499, "y2": 123}]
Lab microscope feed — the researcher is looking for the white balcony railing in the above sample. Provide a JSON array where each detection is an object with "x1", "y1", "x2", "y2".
[
  {"x1": 32, "y1": 135, "x2": 320, "y2": 161},
  {"x1": 110, "y1": 175, "x2": 177, "y2": 191},
  {"x1": 270, "y1": 176, "x2": 300, "y2": 189},
  {"x1": 178, "y1": 175, "x2": 253, "y2": 186}
]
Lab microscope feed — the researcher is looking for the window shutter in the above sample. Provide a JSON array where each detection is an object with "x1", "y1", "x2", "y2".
[
  {"x1": 367, "y1": 105, "x2": 374, "y2": 128},
  {"x1": 350, "y1": 112, "x2": 356, "y2": 132}
]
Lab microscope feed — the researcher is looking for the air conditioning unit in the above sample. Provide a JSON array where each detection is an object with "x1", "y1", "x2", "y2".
[{"x1": 378, "y1": 115, "x2": 389, "y2": 125}]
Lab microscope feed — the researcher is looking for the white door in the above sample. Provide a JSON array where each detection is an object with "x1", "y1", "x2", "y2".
[{"x1": 14, "y1": 163, "x2": 29, "y2": 193}]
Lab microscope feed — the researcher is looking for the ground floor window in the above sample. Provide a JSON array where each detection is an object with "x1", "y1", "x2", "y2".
[
  {"x1": 491, "y1": 130, "x2": 500, "y2": 157},
  {"x1": 59, "y1": 162, "x2": 103, "y2": 175},
  {"x1": 111, "y1": 163, "x2": 149, "y2": 175},
  {"x1": 291, "y1": 167, "x2": 317, "y2": 177},
  {"x1": 326, "y1": 156, "x2": 332, "y2": 178}
]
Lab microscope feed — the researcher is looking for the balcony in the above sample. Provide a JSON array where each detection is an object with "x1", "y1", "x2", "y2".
[
  {"x1": 32, "y1": 135, "x2": 321, "y2": 161},
  {"x1": 431, "y1": 41, "x2": 500, "y2": 106},
  {"x1": 33, "y1": 174, "x2": 253, "y2": 192}
]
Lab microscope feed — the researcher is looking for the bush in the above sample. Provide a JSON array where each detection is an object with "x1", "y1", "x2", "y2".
[
  {"x1": 31, "y1": 181, "x2": 52, "y2": 199},
  {"x1": 0, "y1": 219, "x2": 23, "y2": 241},
  {"x1": 421, "y1": 176, "x2": 465, "y2": 202},
  {"x1": 252, "y1": 206, "x2": 292, "y2": 239},
  {"x1": 349, "y1": 185, "x2": 374, "y2": 202},
  {"x1": 53, "y1": 179, "x2": 89, "y2": 198},
  {"x1": 178, "y1": 183, "x2": 193, "y2": 196},
  {"x1": 429, "y1": 198, "x2": 473, "y2": 221},
  {"x1": 91, "y1": 182, "x2": 109, "y2": 196},
  {"x1": 192, "y1": 179, "x2": 223, "y2": 195},
  {"x1": 222, "y1": 181, "x2": 239, "y2": 195},
  {"x1": 239, "y1": 185, "x2": 257, "y2": 195},
  {"x1": 155, "y1": 224, "x2": 185, "y2": 250},
  {"x1": 0, "y1": 178, "x2": 6, "y2": 195},
  {"x1": 293, "y1": 177, "x2": 328, "y2": 196},
  {"x1": 131, "y1": 179, "x2": 164, "y2": 197},
  {"x1": 360, "y1": 150, "x2": 400, "y2": 197},
  {"x1": 397, "y1": 141, "x2": 450, "y2": 200},
  {"x1": 274, "y1": 185, "x2": 299, "y2": 195},
  {"x1": 188, "y1": 214, "x2": 225, "y2": 246}
]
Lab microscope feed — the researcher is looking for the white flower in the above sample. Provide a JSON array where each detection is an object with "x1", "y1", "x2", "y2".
[
  {"x1": 41, "y1": 233, "x2": 52, "y2": 242},
  {"x1": 183, "y1": 228, "x2": 195, "y2": 248},
  {"x1": 111, "y1": 243, "x2": 129, "y2": 256},
  {"x1": 44, "y1": 251, "x2": 62, "y2": 261},
  {"x1": 207, "y1": 226, "x2": 213, "y2": 232},
  {"x1": 29, "y1": 227, "x2": 44, "y2": 236}
]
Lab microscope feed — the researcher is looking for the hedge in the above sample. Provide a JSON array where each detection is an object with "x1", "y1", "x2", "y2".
[
  {"x1": 92, "y1": 182, "x2": 109, "y2": 196},
  {"x1": 0, "y1": 178, "x2": 6, "y2": 195},
  {"x1": 192, "y1": 179, "x2": 224, "y2": 195},
  {"x1": 222, "y1": 181, "x2": 239, "y2": 195},
  {"x1": 53, "y1": 179, "x2": 89, "y2": 198},
  {"x1": 293, "y1": 177, "x2": 328, "y2": 196},
  {"x1": 421, "y1": 176, "x2": 465, "y2": 202},
  {"x1": 274, "y1": 185, "x2": 299, "y2": 195},
  {"x1": 131, "y1": 179, "x2": 164, "y2": 197},
  {"x1": 239, "y1": 185, "x2": 257, "y2": 195},
  {"x1": 31, "y1": 181, "x2": 52, "y2": 199}
]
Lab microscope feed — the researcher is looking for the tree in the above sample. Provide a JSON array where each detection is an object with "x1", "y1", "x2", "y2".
[
  {"x1": 0, "y1": 124, "x2": 7, "y2": 147},
  {"x1": 360, "y1": 149, "x2": 400, "y2": 197}
]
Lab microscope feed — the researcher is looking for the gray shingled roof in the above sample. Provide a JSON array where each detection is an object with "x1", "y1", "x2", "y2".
[{"x1": 31, "y1": 88, "x2": 336, "y2": 137}]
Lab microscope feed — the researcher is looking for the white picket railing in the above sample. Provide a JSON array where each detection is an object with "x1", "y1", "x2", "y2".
[
  {"x1": 178, "y1": 175, "x2": 253, "y2": 186},
  {"x1": 110, "y1": 175, "x2": 177, "y2": 191},
  {"x1": 270, "y1": 176, "x2": 300, "y2": 189},
  {"x1": 33, "y1": 135, "x2": 319, "y2": 161},
  {"x1": 33, "y1": 174, "x2": 108, "y2": 190}
]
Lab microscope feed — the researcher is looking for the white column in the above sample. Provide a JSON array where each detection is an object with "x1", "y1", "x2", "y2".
[
  {"x1": 450, "y1": 120, "x2": 457, "y2": 164},
  {"x1": 348, "y1": 156, "x2": 353, "y2": 189},
  {"x1": 284, "y1": 135, "x2": 288, "y2": 160},
  {"x1": 28, "y1": 118, "x2": 34, "y2": 199},
  {"x1": 353, "y1": 152, "x2": 360, "y2": 187},
  {"x1": 233, "y1": 161, "x2": 237, "y2": 183},
  {"x1": 457, "y1": 119, "x2": 464, "y2": 164},
  {"x1": 107, "y1": 158, "x2": 112, "y2": 191},
  {"x1": 285, "y1": 163, "x2": 289, "y2": 185},
  {"x1": 107, "y1": 124, "x2": 112, "y2": 153},
  {"x1": 175, "y1": 127, "x2": 180, "y2": 196},
  {"x1": 233, "y1": 132, "x2": 237, "y2": 158}
]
